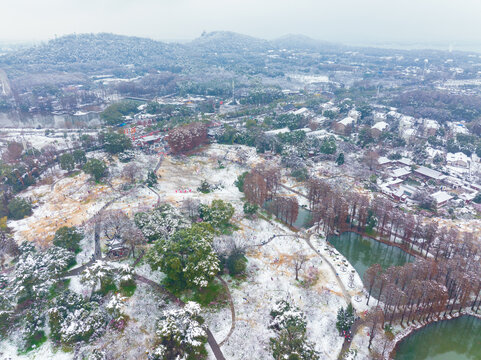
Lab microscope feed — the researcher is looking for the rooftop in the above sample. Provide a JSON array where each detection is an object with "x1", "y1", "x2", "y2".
[
  {"x1": 431, "y1": 191, "x2": 453, "y2": 204},
  {"x1": 391, "y1": 167, "x2": 411, "y2": 178},
  {"x1": 414, "y1": 166, "x2": 445, "y2": 180}
]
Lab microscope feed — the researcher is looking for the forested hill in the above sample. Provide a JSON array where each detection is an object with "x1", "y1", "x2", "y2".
[
  {"x1": 0, "y1": 31, "x2": 340, "y2": 75},
  {"x1": 0, "y1": 33, "x2": 181, "y2": 68}
]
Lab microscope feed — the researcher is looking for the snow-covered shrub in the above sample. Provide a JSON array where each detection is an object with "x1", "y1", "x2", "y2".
[
  {"x1": 80, "y1": 260, "x2": 115, "y2": 293},
  {"x1": 134, "y1": 204, "x2": 187, "y2": 242},
  {"x1": 13, "y1": 242, "x2": 74, "y2": 302},
  {"x1": 118, "y1": 263, "x2": 136, "y2": 296},
  {"x1": 0, "y1": 274, "x2": 16, "y2": 335},
  {"x1": 199, "y1": 200, "x2": 235, "y2": 230},
  {"x1": 148, "y1": 301, "x2": 207, "y2": 360},
  {"x1": 268, "y1": 299, "x2": 320, "y2": 360},
  {"x1": 106, "y1": 293, "x2": 127, "y2": 322},
  {"x1": 269, "y1": 299, "x2": 307, "y2": 332},
  {"x1": 48, "y1": 290, "x2": 108, "y2": 345},
  {"x1": 22, "y1": 310, "x2": 46, "y2": 351},
  {"x1": 118, "y1": 149, "x2": 135, "y2": 163}
]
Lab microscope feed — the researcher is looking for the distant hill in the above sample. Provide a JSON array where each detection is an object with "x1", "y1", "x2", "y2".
[
  {"x1": 2, "y1": 33, "x2": 179, "y2": 65},
  {"x1": 188, "y1": 31, "x2": 271, "y2": 54}
]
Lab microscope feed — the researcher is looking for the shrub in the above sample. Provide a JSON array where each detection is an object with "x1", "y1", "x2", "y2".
[
  {"x1": 7, "y1": 197, "x2": 32, "y2": 220},
  {"x1": 53, "y1": 226, "x2": 83, "y2": 254},
  {"x1": 235, "y1": 172, "x2": 248, "y2": 192},
  {"x1": 83, "y1": 158, "x2": 107, "y2": 182},
  {"x1": 243, "y1": 202, "x2": 258, "y2": 217},
  {"x1": 227, "y1": 251, "x2": 247, "y2": 276}
]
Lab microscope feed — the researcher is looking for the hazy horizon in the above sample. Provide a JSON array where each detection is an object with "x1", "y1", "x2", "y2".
[{"x1": 1, "y1": 0, "x2": 481, "y2": 53}]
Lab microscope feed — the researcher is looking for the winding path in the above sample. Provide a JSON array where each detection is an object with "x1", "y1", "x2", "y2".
[
  {"x1": 303, "y1": 233, "x2": 351, "y2": 302},
  {"x1": 216, "y1": 275, "x2": 236, "y2": 347}
]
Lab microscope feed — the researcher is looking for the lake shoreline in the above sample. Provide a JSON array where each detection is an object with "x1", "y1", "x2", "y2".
[
  {"x1": 327, "y1": 228, "x2": 422, "y2": 259},
  {"x1": 387, "y1": 311, "x2": 481, "y2": 360}
]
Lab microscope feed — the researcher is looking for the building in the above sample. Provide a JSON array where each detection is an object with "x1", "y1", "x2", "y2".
[
  {"x1": 447, "y1": 152, "x2": 469, "y2": 168},
  {"x1": 414, "y1": 166, "x2": 446, "y2": 182},
  {"x1": 371, "y1": 121, "x2": 389, "y2": 138},
  {"x1": 373, "y1": 112, "x2": 388, "y2": 123},
  {"x1": 400, "y1": 128, "x2": 416, "y2": 144},
  {"x1": 333, "y1": 116, "x2": 355, "y2": 135},
  {"x1": 378, "y1": 156, "x2": 392, "y2": 167},
  {"x1": 430, "y1": 191, "x2": 453, "y2": 208},
  {"x1": 423, "y1": 119, "x2": 440, "y2": 137},
  {"x1": 391, "y1": 167, "x2": 412, "y2": 179},
  {"x1": 348, "y1": 109, "x2": 361, "y2": 121},
  {"x1": 395, "y1": 157, "x2": 413, "y2": 167}
]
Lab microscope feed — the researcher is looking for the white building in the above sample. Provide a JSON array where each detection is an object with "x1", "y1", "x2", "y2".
[
  {"x1": 430, "y1": 191, "x2": 453, "y2": 207},
  {"x1": 447, "y1": 152, "x2": 469, "y2": 168}
]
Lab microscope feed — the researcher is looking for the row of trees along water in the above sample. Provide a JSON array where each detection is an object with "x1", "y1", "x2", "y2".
[{"x1": 307, "y1": 178, "x2": 479, "y2": 260}]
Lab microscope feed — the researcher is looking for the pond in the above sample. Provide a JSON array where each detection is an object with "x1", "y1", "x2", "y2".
[
  {"x1": 394, "y1": 316, "x2": 481, "y2": 360},
  {"x1": 327, "y1": 232, "x2": 414, "y2": 282},
  {"x1": 292, "y1": 206, "x2": 312, "y2": 229}
]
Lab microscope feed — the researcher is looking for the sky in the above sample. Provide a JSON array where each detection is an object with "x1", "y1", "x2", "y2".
[{"x1": 1, "y1": 0, "x2": 481, "y2": 49}]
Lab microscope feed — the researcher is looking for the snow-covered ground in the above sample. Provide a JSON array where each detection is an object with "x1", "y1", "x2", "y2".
[{"x1": 4, "y1": 143, "x2": 377, "y2": 359}]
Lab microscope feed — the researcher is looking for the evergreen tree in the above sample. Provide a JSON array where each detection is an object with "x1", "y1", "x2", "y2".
[
  {"x1": 102, "y1": 131, "x2": 132, "y2": 154},
  {"x1": 7, "y1": 197, "x2": 32, "y2": 220},
  {"x1": 60, "y1": 153, "x2": 75, "y2": 171},
  {"x1": 268, "y1": 299, "x2": 320, "y2": 360},
  {"x1": 199, "y1": 200, "x2": 234, "y2": 229},
  {"x1": 149, "y1": 302, "x2": 207, "y2": 360},
  {"x1": 146, "y1": 170, "x2": 158, "y2": 187},
  {"x1": 53, "y1": 226, "x2": 83, "y2": 253},
  {"x1": 73, "y1": 149, "x2": 87, "y2": 164},
  {"x1": 83, "y1": 158, "x2": 107, "y2": 182},
  {"x1": 336, "y1": 153, "x2": 345, "y2": 165},
  {"x1": 146, "y1": 223, "x2": 220, "y2": 291}
]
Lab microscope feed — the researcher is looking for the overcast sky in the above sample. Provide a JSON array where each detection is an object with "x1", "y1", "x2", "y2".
[{"x1": 1, "y1": 0, "x2": 481, "y2": 47}]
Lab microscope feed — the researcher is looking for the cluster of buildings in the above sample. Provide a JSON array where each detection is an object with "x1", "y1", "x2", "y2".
[{"x1": 378, "y1": 156, "x2": 480, "y2": 210}]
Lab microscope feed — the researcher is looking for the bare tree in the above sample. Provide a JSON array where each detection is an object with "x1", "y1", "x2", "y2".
[
  {"x1": 365, "y1": 306, "x2": 384, "y2": 349},
  {"x1": 364, "y1": 150, "x2": 379, "y2": 172},
  {"x1": 181, "y1": 198, "x2": 200, "y2": 220},
  {"x1": 244, "y1": 171, "x2": 268, "y2": 206},
  {"x1": 293, "y1": 251, "x2": 308, "y2": 281},
  {"x1": 364, "y1": 263, "x2": 382, "y2": 305},
  {"x1": 101, "y1": 210, "x2": 131, "y2": 240},
  {"x1": 122, "y1": 163, "x2": 141, "y2": 184},
  {"x1": 121, "y1": 226, "x2": 146, "y2": 258},
  {"x1": 2, "y1": 142, "x2": 23, "y2": 163}
]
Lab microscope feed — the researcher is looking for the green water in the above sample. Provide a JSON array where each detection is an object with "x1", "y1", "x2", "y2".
[
  {"x1": 327, "y1": 232, "x2": 414, "y2": 281},
  {"x1": 263, "y1": 201, "x2": 312, "y2": 229},
  {"x1": 292, "y1": 207, "x2": 312, "y2": 228},
  {"x1": 395, "y1": 316, "x2": 481, "y2": 360}
]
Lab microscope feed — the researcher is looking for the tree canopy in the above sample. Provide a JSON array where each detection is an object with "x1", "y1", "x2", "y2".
[{"x1": 146, "y1": 223, "x2": 220, "y2": 290}]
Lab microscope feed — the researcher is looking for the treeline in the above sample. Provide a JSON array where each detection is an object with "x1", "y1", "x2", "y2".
[
  {"x1": 166, "y1": 122, "x2": 208, "y2": 154},
  {"x1": 364, "y1": 254, "x2": 481, "y2": 328},
  {"x1": 307, "y1": 176, "x2": 481, "y2": 328},
  {"x1": 241, "y1": 164, "x2": 300, "y2": 226},
  {"x1": 392, "y1": 89, "x2": 481, "y2": 123},
  {"x1": 307, "y1": 178, "x2": 476, "y2": 260}
]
